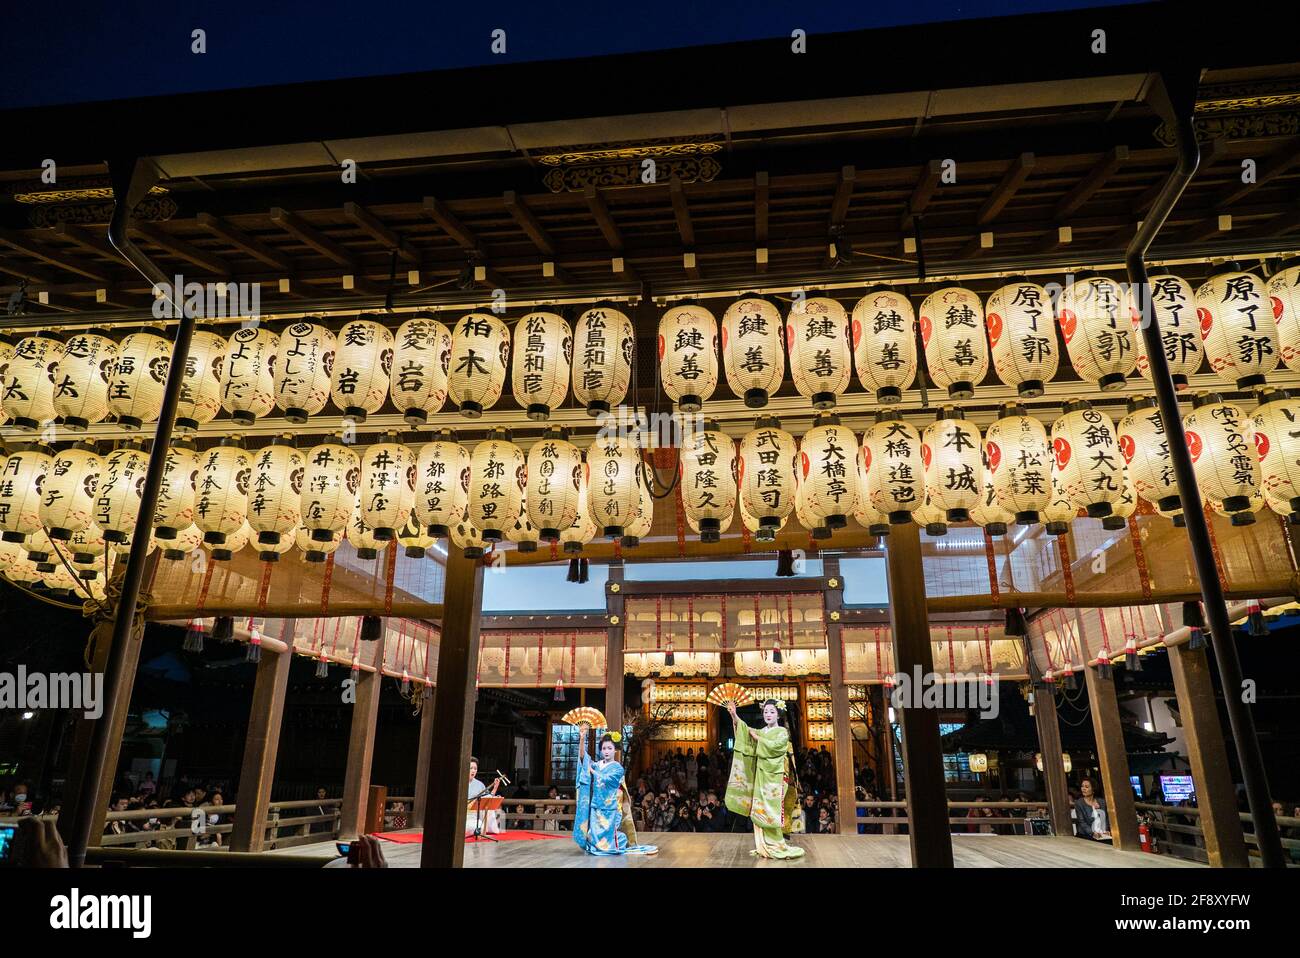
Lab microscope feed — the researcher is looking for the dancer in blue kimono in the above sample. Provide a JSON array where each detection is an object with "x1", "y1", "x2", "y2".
[{"x1": 573, "y1": 725, "x2": 658, "y2": 856}]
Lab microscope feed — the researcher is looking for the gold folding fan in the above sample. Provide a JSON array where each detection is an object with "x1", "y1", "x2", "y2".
[
  {"x1": 706, "y1": 683, "x2": 755, "y2": 708},
  {"x1": 562, "y1": 706, "x2": 608, "y2": 729}
]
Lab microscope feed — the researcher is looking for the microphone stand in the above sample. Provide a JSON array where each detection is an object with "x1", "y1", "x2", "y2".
[{"x1": 470, "y1": 773, "x2": 509, "y2": 843}]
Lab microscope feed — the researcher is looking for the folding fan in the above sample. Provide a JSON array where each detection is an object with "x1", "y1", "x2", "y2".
[
  {"x1": 562, "y1": 706, "x2": 608, "y2": 729},
  {"x1": 707, "y1": 682, "x2": 755, "y2": 708}
]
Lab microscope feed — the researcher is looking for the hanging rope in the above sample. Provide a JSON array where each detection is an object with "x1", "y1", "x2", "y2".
[
  {"x1": 1128, "y1": 515, "x2": 1153, "y2": 600},
  {"x1": 81, "y1": 561, "x2": 153, "y2": 672}
]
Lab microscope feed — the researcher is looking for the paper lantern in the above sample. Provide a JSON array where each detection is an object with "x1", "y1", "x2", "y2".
[
  {"x1": 680, "y1": 421, "x2": 738, "y2": 542},
  {"x1": 1252, "y1": 388, "x2": 1300, "y2": 517},
  {"x1": 1101, "y1": 463, "x2": 1138, "y2": 532},
  {"x1": 1050, "y1": 401, "x2": 1125, "y2": 518},
  {"x1": 172, "y1": 328, "x2": 226, "y2": 432},
  {"x1": 853, "y1": 446, "x2": 891, "y2": 537},
  {"x1": 983, "y1": 406, "x2": 1052, "y2": 524},
  {"x1": 161, "y1": 523, "x2": 203, "y2": 562},
  {"x1": 448, "y1": 312, "x2": 510, "y2": 417},
  {"x1": 573, "y1": 304, "x2": 634, "y2": 415},
  {"x1": 560, "y1": 462, "x2": 597, "y2": 553},
  {"x1": 0, "y1": 335, "x2": 14, "y2": 427},
  {"x1": 913, "y1": 488, "x2": 948, "y2": 537},
  {"x1": 797, "y1": 414, "x2": 858, "y2": 529},
  {"x1": 346, "y1": 487, "x2": 383, "y2": 560},
  {"x1": 686, "y1": 508, "x2": 733, "y2": 539},
  {"x1": 301, "y1": 442, "x2": 360, "y2": 543},
  {"x1": 1117, "y1": 397, "x2": 1180, "y2": 514},
  {"x1": 397, "y1": 514, "x2": 435, "y2": 559},
  {"x1": 919, "y1": 286, "x2": 988, "y2": 399},
  {"x1": 1042, "y1": 468, "x2": 1077, "y2": 536},
  {"x1": 94, "y1": 441, "x2": 151, "y2": 543},
  {"x1": 69, "y1": 523, "x2": 107, "y2": 566},
  {"x1": 108, "y1": 328, "x2": 171, "y2": 429},
  {"x1": 247, "y1": 440, "x2": 306, "y2": 545},
  {"x1": 986, "y1": 279, "x2": 1058, "y2": 397},
  {"x1": 467, "y1": 430, "x2": 526, "y2": 541},
  {"x1": 1, "y1": 332, "x2": 61, "y2": 430},
  {"x1": 922, "y1": 410, "x2": 983, "y2": 522},
  {"x1": 360, "y1": 440, "x2": 416, "y2": 540},
  {"x1": 851, "y1": 287, "x2": 916, "y2": 403},
  {"x1": 1057, "y1": 274, "x2": 1135, "y2": 390},
  {"x1": 219, "y1": 325, "x2": 278, "y2": 426},
  {"x1": 970, "y1": 463, "x2": 1014, "y2": 536},
  {"x1": 391, "y1": 312, "x2": 452, "y2": 425},
  {"x1": 205, "y1": 520, "x2": 248, "y2": 562},
  {"x1": 586, "y1": 435, "x2": 643, "y2": 538},
  {"x1": 415, "y1": 430, "x2": 470, "y2": 537},
  {"x1": 39, "y1": 559, "x2": 79, "y2": 596},
  {"x1": 1184, "y1": 394, "x2": 1261, "y2": 515},
  {"x1": 0, "y1": 445, "x2": 52, "y2": 542},
  {"x1": 506, "y1": 509, "x2": 541, "y2": 553},
  {"x1": 153, "y1": 440, "x2": 198, "y2": 540},
  {"x1": 1132, "y1": 274, "x2": 1202, "y2": 389},
  {"x1": 274, "y1": 320, "x2": 335, "y2": 423},
  {"x1": 295, "y1": 524, "x2": 342, "y2": 564},
  {"x1": 862, "y1": 414, "x2": 925, "y2": 523},
  {"x1": 526, "y1": 428, "x2": 583, "y2": 542},
  {"x1": 51, "y1": 329, "x2": 117, "y2": 430},
  {"x1": 26, "y1": 526, "x2": 55, "y2": 565},
  {"x1": 659, "y1": 303, "x2": 719, "y2": 412},
  {"x1": 193, "y1": 438, "x2": 253, "y2": 545},
  {"x1": 1268, "y1": 258, "x2": 1300, "y2": 368},
  {"x1": 722, "y1": 296, "x2": 785, "y2": 408},
  {"x1": 795, "y1": 473, "x2": 830, "y2": 539},
  {"x1": 786, "y1": 297, "x2": 851, "y2": 409},
  {"x1": 511, "y1": 311, "x2": 572, "y2": 421},
  {"x1": 1209, "y1": 490, "x2": 1263, "y2": 526},
  {"x1": 737, "y1": 417, "x2": 798, "y2": 529},
  {"x1": 257, "y1": 527, "x2": 297, "y2": 562},
  {"x1": 1263, "y1": 485, "x2": 1296, "y2": 524},
  {"x1": 621, "y1": 477, "x2": 654, "y2": 547},
  {"x1": 40, "y1": 441, "x2": 102, "y2": 540},
  {"x1": 331, "y1": 317, "x2": 392, "y2": 422},
  {"x1": 1196, "y1": 266, "x2": 1278, "y2": 389},
  {"x1": 451, "y1": 517, "x2": 490, "y2": 559}
]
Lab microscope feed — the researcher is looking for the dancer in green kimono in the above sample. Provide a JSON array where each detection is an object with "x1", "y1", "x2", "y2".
[{"x1": 724, "y1": 698, "x2": 805, "y2": 860}]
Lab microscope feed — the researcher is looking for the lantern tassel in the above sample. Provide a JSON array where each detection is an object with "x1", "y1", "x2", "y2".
[
  {"x1": 211, "y1": 616, "x2": 235, "y2": 643},
  {"x1": 1124, "y1": 638, "x2": 1143, "y2": 670},
  {"x1": 578, "y1": 558, "x2": 589, "y2": 583},
  {"x1": 401, "y1": 672, "x2": 411, "y2": 696},
  {"x1": 567, "y1": 558, "x2": 580, "y2": 582},
  {"x1": 315, "y1": 656, "x2": 330, "y2": 679},
  {"x1": 1062, "y1": 668, "x2": 1078, "y2": 691},
  {"x1": 775, "y1": 549, "x2": 795, "y2": 577},
  {"x1": 245, "y1": 625, "x2": 262, "y2": 664},
  {"x1": 183, "y1": 619, "x2": 206, "y2": 653},
  {"x1": 664, "y1": 643, "x2": 675, "y2": 668},
  {"x1": 553, "y1": 677, "x2": 565, "y2": 702},
  {"x1": 1004, "y1": 607, "x2": 1027, "y2": 638},
  {"x1": 1246, "y1": 600, "x2": 1268, "y2": 638},
  {"x1": 360, "y1": 615, "x2": 383, "y2": 642},
  {"x1": 772, "y1": 643, "x2": 784, "y2": 665},
  {"x1": 1095, "y1": 658, "x2": 1112, "y2": 681}
]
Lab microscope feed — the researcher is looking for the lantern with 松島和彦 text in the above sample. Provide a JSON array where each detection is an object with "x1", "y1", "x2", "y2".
[
  {"x1": 512, "y1": 310, "x2": 572, "y2": 421},
  {"x1": 573, "y1": 304, "x2": 635, "y2": 416}
]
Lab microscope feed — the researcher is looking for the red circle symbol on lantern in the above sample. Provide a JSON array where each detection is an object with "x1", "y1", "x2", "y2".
[
  {"x1": 1052, "y1": 436, "x2": 1072, "y2": 472},
  {"x1": 1058, "y1": 309, "x2": 1077, "y2": 345},
  {"x1": 919, "y1": 315, "x2": 932, "y2": 349},
  {"x1": 851, "y1": 319, "x2": 862, "y2": 349},
  {"x1": 1255, "y1": 431, "x2": 1270, "y2": 461},
  {"x1": 800, "y1": 450, "x2": 810, "y2": 479},
  {"x1": 657, "y1": 334, "x2": 666, "y2": 361},
  {"x1": 986, "y1": 440, "x2": 1002, "y2": 474},
  {"x1": 1118, "y1": 433, "x2": 1136, "y2": 465},
  {"x1": 862, "y1": 445, "x2": 872, "y2": 471},
  {"x1": 1185, "y1": 429, "x2": 1203, "y2": 463},
  {"x1": 986, "y1": 312, "x2": 1003, "y2": 348},
  {"x1": 1198, "y1": 307, "x2": 1213, "y2": 338},
  {"x1": 920, "y1": 443, "x2": 932, "y2": 470}
]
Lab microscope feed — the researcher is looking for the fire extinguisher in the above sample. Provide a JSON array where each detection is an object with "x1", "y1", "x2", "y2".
[{"x1": 1139, "y1": 820, "x2": 1153, "y2": 853}]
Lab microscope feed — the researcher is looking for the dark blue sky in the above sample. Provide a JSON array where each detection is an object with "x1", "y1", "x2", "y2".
[{"x1": 9, "y1": 0, "x2": 1129, "y2": 109}]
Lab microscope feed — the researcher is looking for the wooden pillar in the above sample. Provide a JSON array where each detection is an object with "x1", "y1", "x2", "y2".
[
  {"x1": 822, "y1": 558, "x2": 858, "y2": 832},
  {"x1": 884, "y1": 522, "x2": 953, "y2": 867},
  {"x1": 1168, "y1": 643, "x2": 1249, "y2": 867},
  {"x1": 1032, "y1": 684, "x2": 1074, "y2": 836},
  {"x1": 1080, "y1": 660, "x2": 1140, "y2": 850},
  {"x1": 409, "y1": 688, "x2": 437, "y2": 828},
  {"x1": 230, "y1": 619, "x2": 295, "y2": 852},
  {"x1": 606, "y1": 562, "x2": 626, "y2": 738},
  {"x1": 338, "y1": 631, "x2": 386, "y2": 839},
  {"x1": 420, "y1": 548, "x2": 486, "y2": 867}
]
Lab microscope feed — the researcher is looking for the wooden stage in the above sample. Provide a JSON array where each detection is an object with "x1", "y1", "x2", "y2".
[{"x1": 287, "y1": 831, "x2": 1202, "y2": 868}]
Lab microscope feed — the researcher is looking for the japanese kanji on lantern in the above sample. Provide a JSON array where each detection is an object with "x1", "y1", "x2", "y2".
[
  {"x1": 346, "y1": 486, "x2": 382, "y2": 560},
  {"x1": 737, "y1": 416, "x2": 797, "y2": 529},
  {"x1": 862, "y1": 413, "x2": 924, "y2": 523},
  {"x1": 1132, "y1": 274, "x2": 1202, "y2": 389},
  {"x1": 0, "y1": 335, "x2": 15, "y2": 427},
  {"x1": 193, "y1": 437, "x2": 253, "y2": 545},
  {"x1": 247, "y1": 438, "x2": 306, "y2": 546},
  {"x1": 622, "y1": 477, "x2": 654, "y2": 547},
  {"x1": 970, "y1": 457, "x2": 1014, "y2": 536},
  {"x1": 511, "y1": 310, "x2": 572, "y2": 421},
  {"x1": 1042, "y1": 468, "x2": 1077, "y2": 536},
  {"x1": 739, "y1": 489, "x2": 783, "y2": 542},
  {"x1": 853, "y1": 445, "x2": 890, "y2": 537},
  {"x1": 1, "y1": 332, "x2": 61, "y2": 431},
  {"x1": 983, "y1": 404, "x2": 1052, "y2": 525},
  {"x1": 1101, "y1": 462, "x2": 1137, "y2": 532},
  {"x1": 0, "y1": 444, "x2": 52, "y2": 542},
  {"x1": 51, "y1": 329, "x2": 117, "y2": 430},
  {"x1": 1196, "y1": 265, "x2": 1279, "y2": 389},
  {"x1": 786, "y1": 297, "x2": 851, "y2": 409},
  {"x1": 573, "y1": 304, "x2": 635, "y2": 416},
  {"x1": 397, "y1": 514, "x2": 434, "y2": 559},
  {"x1": 526, "y1": 426, "x2": 583, "y2": 542},
  {"x1": 1183, "y1": 393, "x2": 1261, "y2": 517},
  {"x1": 722, "y1": 296, "x2": 785, "y2": 408},
  {"x1": 331, "y1": 316, "x2": 393, "y2": 422},
  {"x1": 468, "y1": 428, "x2": 526, "y2": 541},
  {"x1": 851, "y1": 287, "x2": 916, "y2": 403},
  {"x1": 1117, "y1": 396, "x2": 1180, "y2": 515},
  {"x1": 913, "y1": 488, "x2": 948, "y2": 537},
  {"x1": 221, "y1": 325, "x2": 279, "y2": 426},
  {"x1": 296, "y1": 523, "x2": 342, "y2": 563},
  {"x1": 922, "y1": 409, "x2": 983, "y2": 522},
  {"x1": 680, "y1": 420, "x2": 738, "y2": 543},
  {"x1": 108, "y1": 327, "x2": 171, "y2": 429},
  {"x1": 415, "y1": 429, "x2": 470, "y2": 537},
  {"x1": 1057, "y1": 273, "x2": 1135, "y2": 390},
  {"x1": 659, "y1": 302, "x2": 719, "y2": 412},
  {"x1": 40, "y1": 441, "x2": 101, "y2": 541},
  {"x1": 506, "y1": 509, "x2": 541, "y2": 552},
  {"x1": 448, "y1": 311, "x2": 510, "y2": 417},
  {"x1": 1051, "y1": 400, "x2": 1125, "y2": 518},
  {"x1": 163, "y1": 524, "x2": 202, "y2": 562},
  {"x1": 274, "y1": 319, "x2": 335, "y2": 424},
  {"x1": 153, "y1": 439, "x2": 198, "y2": 540},
  {"x1": 390, "y1": 312, "x2": 452, "y2": 426},
  {"x1": 69, "y1": 523, "x2": 107, "y2": 571},
  {"x1": 1252, "y1": 387, "x2": 1300, "y2": 517},
  {"x1": 919, "y1": 286, "x2": 987, "y2": 400},
  {"x1": 986, "y1": 279, "x2": 1058, "y2": 397},
  {"x1": 797, "y1": 413, "x2": 858, "y2": 529},
  {"x1": 1268, "y1": 257, "x2": 1300, "y2": 368},
  {"x1": 301, "y1": 441, "x2": 359, "y2": 542},
  {"x1": 95, "y1": 440, "x2": 151, "y2": 543},
  {"x1": 586, "y1": 434, "x2": 643, "y2": 538},
  {"x1": 360, "y1": 438, "x2": 416, "y2": 540},
  {"x1": 560, "y1": 461, "x2": 597, "y2": 553}
]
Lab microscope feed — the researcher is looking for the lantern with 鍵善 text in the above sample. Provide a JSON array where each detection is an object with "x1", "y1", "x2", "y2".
[
  {"x1": 852, "y1": 287, "x2": 916, "y2": 403},
  {"x1": 659, "y1": 303, "x2": 719, "y2": 412}
]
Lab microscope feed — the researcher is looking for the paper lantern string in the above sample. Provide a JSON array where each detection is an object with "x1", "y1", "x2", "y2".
[
  {"x1": 320, "y1": 553, "x2": 336, "y2": 614},
  {"x1": 1204, "y1": 507, "x2": 1229, "y2": 585},
  {"x1": 1056, "y1": 535, "x2": 1076, "y2": 604},
  {"x1": 383, "y1": 539, "x2": 398, "y2": 615},
  {"x1": 1128, "y1": 515, "x2": 1153, "y2": 600},
  {"x1": 983, "y1": 530, "x2": 1000, "y2": 602},
  {"x1": 256, "y1": 560, "x2": 274, "y2": 615}
]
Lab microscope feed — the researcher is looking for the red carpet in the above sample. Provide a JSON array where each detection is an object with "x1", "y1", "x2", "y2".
[{"x1": 373, "y1": 829, "x2": 565, "y2": 844}]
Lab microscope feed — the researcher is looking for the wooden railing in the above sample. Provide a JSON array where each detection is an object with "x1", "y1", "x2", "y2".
[
  {"x1": 1136, "y1": 802, "x2": 1300, "y2": 866},
  {"x1": 852, "y1": 800, "x2": 1051, "y2": 834}
]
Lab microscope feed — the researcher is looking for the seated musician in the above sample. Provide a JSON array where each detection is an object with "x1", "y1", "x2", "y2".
[{"x1": 465, "y1": 757, "x2": 504, "y2": 837}]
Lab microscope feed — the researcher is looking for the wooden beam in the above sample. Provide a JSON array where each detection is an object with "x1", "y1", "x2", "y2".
[
  {"x1": 977, "y1": 152, "x2": 1035, "y2": 226},
  {"x1": 1081, "y1": 654, "x2": 1140, "y2": 850},
  {"x1": 669, "y1": 176, "x2": 696, "y2": 248},
  {"x1": 342, "y1": 202, "x2": 421, "y2": 264},
  {"x1": 754, "y1": 171, "x2": 769, "y2": 245},
  {"x1": 51, "y1": 223, "x2": 127, "y2": 265},
  {"x1": 828, "y1": 165, "x2": 856, "y2": 232},
  {"x1": 901, "y1": 159, "x2": 944, "y2": 230},
  {"x1": 131, "y1": 223, "x2": 233, "y2": 278},
  {"x1": 410, "y1": 689, "x2": 437, "y2": 829},
  {"x1": 1032, "y1": 684, "x2": 1074, "y2": 836},
  {"x1": 606, "y1": 563, "x2": 626, "y2": 741},
  {"x1": 422, "y1": 196, "x2": 481, "y2": 252},
  {"x1": 195, "y1": 212, "x2": 296, "y2": 272},
  {"x1": 583, "y1": 185, "x2": 624, "y2": 251},
  {"x1": 503, "y1": 190, "x2": 557, "y2": 257},
  {"x1": 0, "y1": 226, "x2": 112, "y2": 283},
  {"x1": 0, "y1": 250, "x2": 56, "y2": 285},
  {"x1": 269, "y1": 207, "x2": 355, "y2": 266},
  {"x1": 1054, "y1": 145, "x2": 1129, "y2": 219},
  {"x1": 229, "y1": 619, "x2": 295, "y2": 852},
  {"x1": 1214, "y1": 136, "x2": 1300, "y2": 210},
  {"x1": 822, "y1": 558, "x2": 858, "y2": 831},
  {"x1": 338, "y1": 629, "x2": 386, "y2": 839}
]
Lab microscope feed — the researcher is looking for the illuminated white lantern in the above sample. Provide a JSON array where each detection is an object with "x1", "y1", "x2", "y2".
[
  {"x1": 852, "y1": 287, "x2": 916, "y2": 403},
  {"x1": 1267, "y1": 258, "x2": 1300, "y2": 368},
  {"x1": 573, "y1": 304, "x2": 634, "y2": 415},
  {"x1": 919, "y1": 286, "x2": 987, "y2": 399},
  {"x1": 786, "y1": 297, "x2": 851, "y2": 409},
  {"x1": 797, "y1": 414, "x2": 858, "y2": 528},
  {"x1": 109, "y1": 526, "x2": 157, "y2": 558},
  {"x1": 206, "y1": 519, "x2": 249, "y2": 562},
  {"x1": 331, "y1": 316, "x2": 392, "y2": 422},
  {"x1": 173, "y1": 328, "x2": 226, "y2": 432},
  {"x1": 451, "y1": 516, "x2": 489, "y2": 560},
  {"x1": 986, "y1": 279, "x2": 1058, "y2": 397},
  {"x1": 25, "y1": 526, "x2": 55, "y2": 565},
  {"x1": 397, "y1": 514, "x2": 435, "y2": 559},
  {"x1": 108, "y1": 327, "x2": 171, "y2": 429},
  {"x1": 739, "y1": 491, "x2": 784, "y2": 542},
  {"x1": 39, "y1": 559, "x2": 79, "y2": 596},
  {"x1": 193, "y1": 438, "x2": 253, "y2": 545},
  {"x1": 862, "y1": 414, "x2": 925, "y2": 523},
  {"x1": 722, "y1": 296, "x2": 785, "y2": 408},
  {"x1": 346, "y1": 487, "x2": 383, "y2": 560},
  {"x1": 560, "y1": 462, "x2": 597, "y2": 554},
  {"x1": 970, "y1": 462, "x2": 1015, "y2": 537},
  {"x1": 506, "y1": 509, "x2": 541, "y2": 553},
  {"x1": 1183, "y1": 393, "x2": 1261, "y2": 516},
  {"x1": 274, "y1": 320, "x2": 335, "y2": 423},
  {"x1": 466, "y1": 430, "x2": 525, "y2": 542},
  {"x1": 1101, "y1": 464, "x2": 1138, "y2": 532},
  {"x1": 295, "y1": 524, "x2": 342, "y2": 564},
  {"x1": 526, "y1": 427, "x2": 583, "y2": 542},
  {"x1": 247, "y1": 439, "x2": 306, "y2": 546},
  {"x1": 221, "y1": 325, "x2": 279, "y2": 426},
  {"x1": 983, "y1": 406, "x2": 1052, "y2": 524},
  {"x1": 1050, "y1": 401, "x2": 1125, "y2": 518},
  {"x1": 586, "y1": 435, "x2": 643, "y2": 538},
  {"x1": 448, "y1": 312, "x2": 510, "y2": 418},
  {"x1": 94, "y1": 440, "x2": 151, "y2": 543},
  {"x1": 1132, "y1": 274, "x2": 1202, "y2": 389},
  {"x1": 301, "y1": 442, "x2": 360, "y2": 543},
  {"x1": 922, "y1": 410, "x2": 983, "y2": 522},
  {"x1": 360, "y1": 439, "x2": 416, "y2": 540},
  {"x1": 621, "y1": 477, "x2": 654, "y2": 547},
  {"x1": 512, "y1": 310, "x2": 572, "y2": 421},
  {"x1": 686, "y1": 510, "x2": 733, "y2": 539},
  {"x1": 0, "y1": 444, "x2": 51, "y2": 543},
  {"x1": 795, "y1": 470, "x2": 831, "y2": 539},
  {"x1": 853, "y1": 446, "x2": 891, "y2": 537},
  {"x1": 1196, "y1": 266, "x2": 1278, "y2": 389},
  {"x1": 1252, "y1": 388, "x2": 1300, "y2": 517},
  {"x1": 1263, "y1": 485, "x2": 1296, "y2": 525},
  {"x1": 913, "y1": 488, "x2": 948, "y2": 537},
  {"x1": 2, "y1": 332, "x2": 61, "y2": 431},
  {"x1": 256, "y1": 528, "x2": 297, "y2": 562},
  {"x1": 1042, "y1": 468, "x2": 1077, "y2": 537},
  {"x1": 737, "y1": 417, "x2": 798, "y2": 530},
  {"x1": 40, "y1": 441, "x2": 102, "y2": 540},
  {"x1": 1209, "y1": 490, "x2": 1264, "y2": 527},
  {"x1": 391, "y1": 312, "x2": 452, "y2": 426},
  {"x1": 51, "y1": 329, "x2": 117, "y2": 430},
  {"x1": 680, "y1": 421, "x2": 737, "y2": 542},
  {"x1": 68, "y1": 523, "x2": 107, "y2": 567},
  {"x1": 659, "y1": 303, "x2": 719, "y2": 412},
  {"x1": 1117, "y1": 397, "x2": 1181, "y2": 514},
  {"x1": 153, "y1": 440, "x2": 198, "y2": 541},
  {"x1": 161, "y1": 523, "x2": 203, "y2": 562},
  {"x1": 0, "y1": 335, "x2": 14, "y2": 426},
  {"x1": 415, "y1": 430, "x2": 470, "y2": 537},
  {"x1": 1057, "y1": 274, "x2": 1135, "y2": 390}
]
